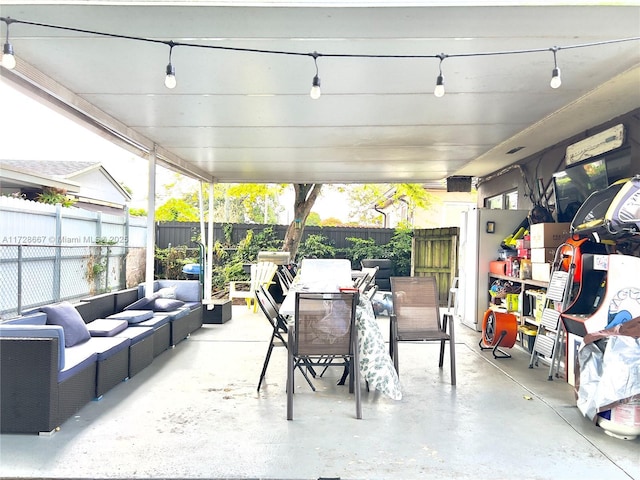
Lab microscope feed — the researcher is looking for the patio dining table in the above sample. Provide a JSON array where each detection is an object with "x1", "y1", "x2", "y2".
[{"x1": 280, "y1": 259, "x2": 402, "y2": 401}]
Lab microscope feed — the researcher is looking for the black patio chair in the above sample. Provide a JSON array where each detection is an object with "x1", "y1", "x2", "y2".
[{"x1": 256, "y1": 285, "x2": 315, "y2": 392}]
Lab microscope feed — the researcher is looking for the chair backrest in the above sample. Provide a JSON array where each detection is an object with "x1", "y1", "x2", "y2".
[
  {"x1": 390, "y1": 276, "x2": 442, "y2": 334},
  {"x1": 257, "y1": 285, "x2": 288, "y2": 332},
  {"x1": 294, "y1": 292, "x2": 358, "y2": 357},
  {"x1": 250, "y1": 261, "x2": 278, "y2": 291},
  {"x1": 276, "y1": 270, "x2": 291, "y2": 293},
  {"x1": 358, "y1": 266, "x2": 379, "y2": 293},
  {"x1": 259, "y1": 282, "x2": 280, "y2": 311},
  {"x1": 361, "y1": 259, "x2": 393, "y2": 290},
  {"x1": 361, "y1": 266, "x2": 379, "y2": 281},
  {"x1": 281, "y1": 265, "x2": 296, "y2": 284},
  {"x1": 364, "y1": 284, "x2": 378, "y2": 300}
]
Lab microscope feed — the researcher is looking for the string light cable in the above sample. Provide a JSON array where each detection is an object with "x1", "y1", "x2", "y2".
[{"x1": 1, "y1": 16, "x2": 639, "y2": 94}]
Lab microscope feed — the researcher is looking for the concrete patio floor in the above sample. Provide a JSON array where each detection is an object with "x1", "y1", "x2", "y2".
[{"x1": 1, "y1": 304, "x2": 638, "y2": 480}]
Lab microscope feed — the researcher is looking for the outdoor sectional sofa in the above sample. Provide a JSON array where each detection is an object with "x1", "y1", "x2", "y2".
[{"x1": 0, "y1": 280, "x2": 203, "y2": 435}]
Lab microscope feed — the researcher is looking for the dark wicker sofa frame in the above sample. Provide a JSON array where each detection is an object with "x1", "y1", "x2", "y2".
[{"x1": 0, "y1": 281, "x2": 203, "y2": 435}]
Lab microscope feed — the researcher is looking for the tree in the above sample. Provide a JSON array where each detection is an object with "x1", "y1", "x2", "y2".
[
  {"x1": 226, "y1": 183, "x2": 286, "y2": 224},
  {"x1": 129, "y1": 207, "x2": 147, "y2": 217},
  {"x1": 346, "y1": 183, "x2": 435, "y2": 227},
  {"x1": 282, "y1": 184, "x2": 323, "y2": 259},
  {"x1": 181, "y1": 183, "x2": 285, "y2": 223},
  {"x1": 321, "y1": 216, "x2": 344, "y2": 227},
  {"x1": 306, "y1": 211, "x2": 322, "y2": 226},
  {"x1": 343, "y1": 184, "x2": 386, "y2": 225},
  {"x1": 155, "y1": 198, "x2": 199, "y2": 222}
]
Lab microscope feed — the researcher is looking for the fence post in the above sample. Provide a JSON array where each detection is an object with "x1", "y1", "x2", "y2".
[
  {"x1": 105, "y1": 245, "x2": 110, "y2": 292},
  {"x1": 54, "y1": 205, "x2": 62, "y2": 302},
  {"x1": 17, "y1": 245, "x2": 23, "y2": 315},
  {"x1": 122, "y1": 208, "x2": 130, "y2": 288}
]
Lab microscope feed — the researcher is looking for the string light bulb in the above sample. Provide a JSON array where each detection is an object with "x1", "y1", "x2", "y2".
[
  {"x1": 1, "y1": 17, "x2": 15, "y2": 70},
  {"x1": 310, "y1": 75, "x2": 321, "y2": 100},
  {"x1": 434, "y1": 54, "x2": 447, "y2": 98},
  {"x1": 434, "y1": 74, "x2": 445, "y2": 98},
  {"x1": 165, "y1": 63, "x2": 176, "y2": 89},
  {"x1": 310, "y1": 52, "x2": 321, "y2": 99},
  {"x1": 164, "y1": 42, "x2": 176, "y2": 89},
  {"x1": 550, "y1": 47, "x2": 562, "y2": 89}
]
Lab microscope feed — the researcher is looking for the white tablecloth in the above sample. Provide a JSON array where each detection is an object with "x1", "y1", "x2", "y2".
[{"x1": 280, "y1": 258, "x2": 354, "y2": 316}]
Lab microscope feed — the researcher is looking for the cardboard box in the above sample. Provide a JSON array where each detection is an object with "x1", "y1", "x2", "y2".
[
  {"x1": 531, "y1": 262, "x2": 551, "y2": 282},
  {"x1": 533, "y1": 291, "x2": 546, "y2": 322},
  {"x1": 529, "y1": 223, "x2": 571, "y2": 248},
  {"x1": 505, "y1": 293, "x2": 519, "y2": 312},
  {"x1": 530, "y1": 247, "x2": 557, "y2": 264}
]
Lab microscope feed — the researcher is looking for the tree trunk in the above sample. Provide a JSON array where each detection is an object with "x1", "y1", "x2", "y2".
[{"x1": 282, "y1": 184, "x2": 323, "y2": 261}]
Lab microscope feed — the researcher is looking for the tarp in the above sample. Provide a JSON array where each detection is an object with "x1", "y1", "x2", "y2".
[{"x1": 576, "y1": 317, "x2": 640, "y2": 421}]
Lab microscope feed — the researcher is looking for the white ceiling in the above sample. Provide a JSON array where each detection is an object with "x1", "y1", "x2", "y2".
[{"x1": 1, "y1": 2, "x2": 639, "y2": 185}]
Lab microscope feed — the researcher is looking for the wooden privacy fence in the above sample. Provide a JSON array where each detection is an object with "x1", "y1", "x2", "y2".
[
  {"x1": 156, "y1": 222, "x2": 394, "y2": 251},
  {"x1": 157, "y1": 221, "x2": 460, "y2": 305},
  {"x1": 412, "y1": 227, "x2": 460, "y2": 306}
]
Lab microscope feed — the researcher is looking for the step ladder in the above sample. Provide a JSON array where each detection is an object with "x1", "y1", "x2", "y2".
[{"x1": 528, "y1": 242, "x2": 576, "y2": 380}]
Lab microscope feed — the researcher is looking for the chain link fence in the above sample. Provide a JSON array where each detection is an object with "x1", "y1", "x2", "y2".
[{"x1": 0, "y1": 244, "x2": 145, "y2": 320}]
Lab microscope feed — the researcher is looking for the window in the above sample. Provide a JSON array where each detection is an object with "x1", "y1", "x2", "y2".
[
  {"x1": 486, "y1": 190, "x2": 518, "y2": 210},
  {"x1": 505, "y1": 191, "x2": 518, "y2": 209}
]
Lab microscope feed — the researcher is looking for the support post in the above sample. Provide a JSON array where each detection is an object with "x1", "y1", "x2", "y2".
[
  {"x1": 205, "y1": 181, "x2": 214, "y2": 302},
  {"x1": 144, "y1": 145, "x2": 157, "y2": 296}
]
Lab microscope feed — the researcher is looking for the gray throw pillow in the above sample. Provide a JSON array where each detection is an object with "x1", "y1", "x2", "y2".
[
  {"x1": 152, "y1": 298, "x2": 185, "y2": 312},
  {"x1": 124, "y1": 296, "x2": 155, "y2": 311},
  {"x1": 156, "y1": 286, "x2": 177, "y2": 299},
  {"x1": 43, "y1": 302, "x2": 91, "y2": 347}
]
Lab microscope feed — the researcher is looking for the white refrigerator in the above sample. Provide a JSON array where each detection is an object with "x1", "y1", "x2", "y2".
[{"x1": 458, "y1": 208, "x2": 529, "y2": 331}]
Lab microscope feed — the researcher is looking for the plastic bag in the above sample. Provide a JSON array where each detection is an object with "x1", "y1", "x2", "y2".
[{"x1": 577, "y1": 334, "x2": 640, "y2": 421}]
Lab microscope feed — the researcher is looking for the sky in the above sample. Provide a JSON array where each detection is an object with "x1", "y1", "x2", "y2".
[
  {"x1": 0, "y1": 78, "x2": 157, "y2": 203},
  {"x1": 0, "y1": 78, "x2": 349, "y2": 221}
]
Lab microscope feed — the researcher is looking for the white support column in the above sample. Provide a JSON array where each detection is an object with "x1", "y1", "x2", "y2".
[
  {"x1": 198, "y1": 180, "x2": 209, "y2": 302},
  {"x1": 204, "y1": 181, "x2": 215, "y2": 302},
  {"x1": 144, "y1": 145, "x2": 157, "y2": 297},
  {"x1": 198, "y1": 180, "x2": 206, "y2": 257}
]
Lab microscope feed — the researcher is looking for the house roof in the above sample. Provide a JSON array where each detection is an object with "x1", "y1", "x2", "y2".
[
  {"x1": 0, "y1": 159, "x2": 80, "y2": 191},
  {"x1": 0, "y1": 159, "x2": 132, "y2": 202},
  {"x1": 1, "y1": 160, "x2": 98, "y2": 180}
]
